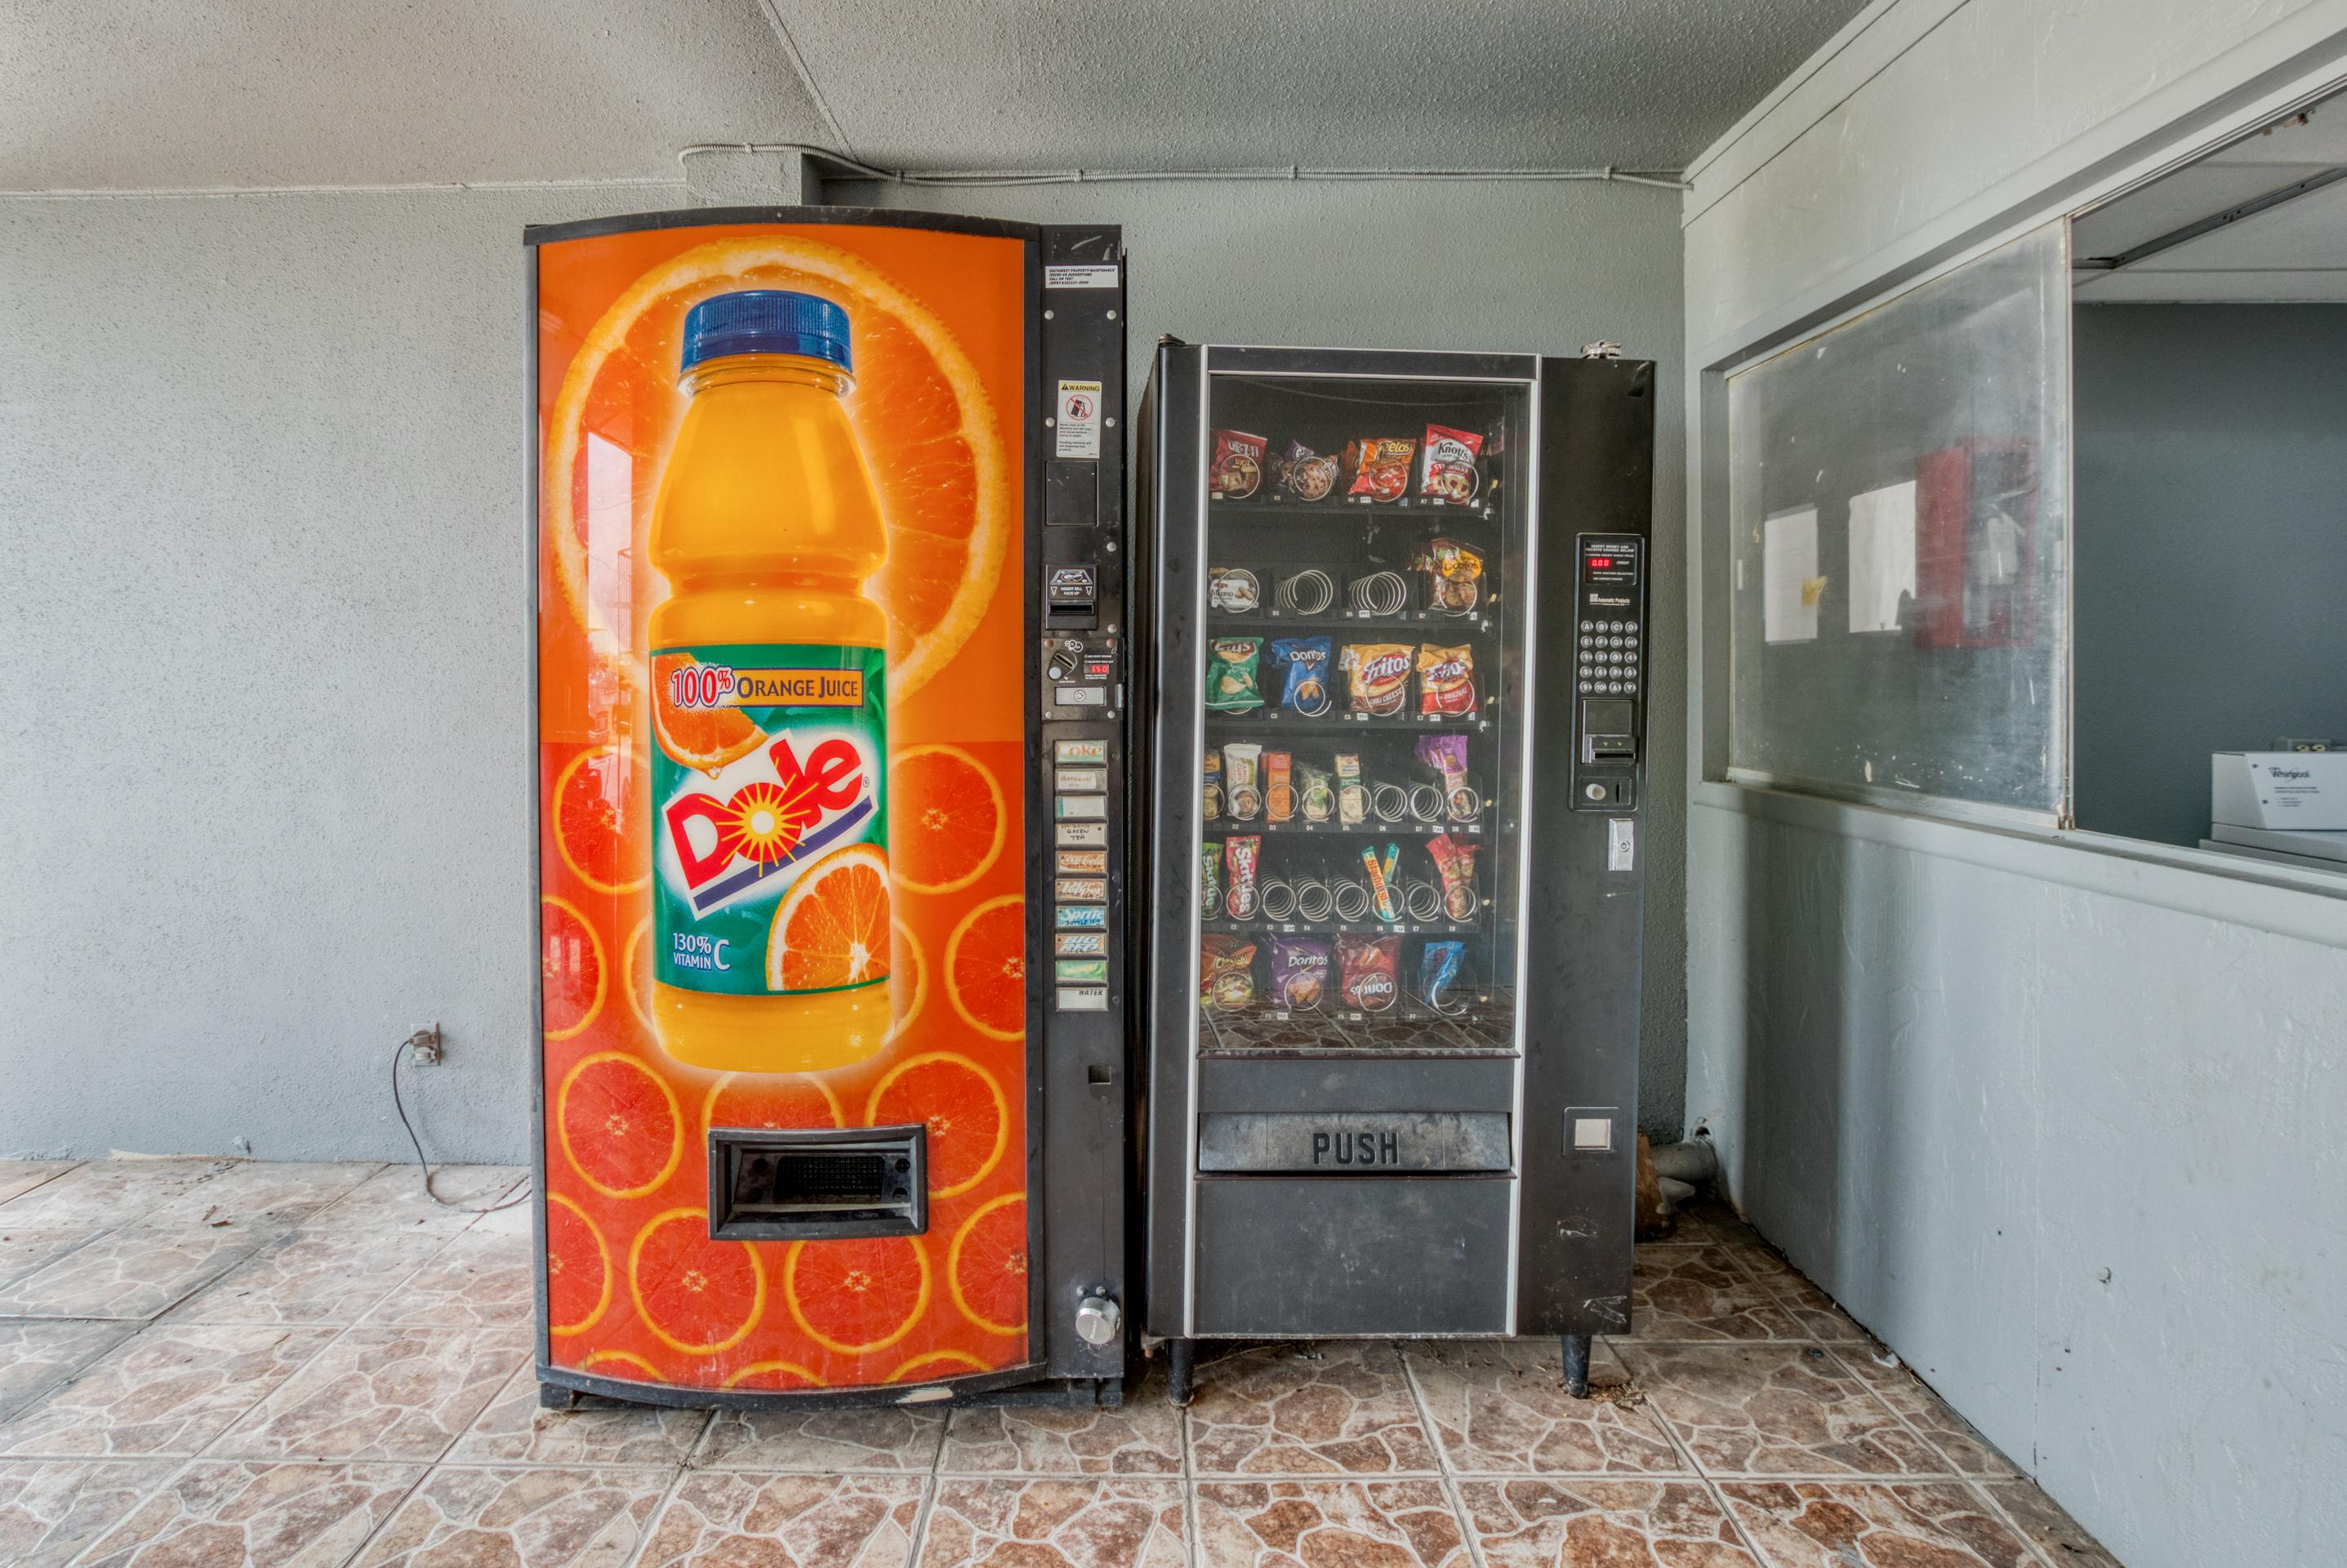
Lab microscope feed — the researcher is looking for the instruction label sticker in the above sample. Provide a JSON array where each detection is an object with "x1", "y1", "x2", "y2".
[
  {"x1": 1056, "y1": 380, "x2": 1103, "y2": 459},
  {"x1": 1044, "y1": 264, "x2": 1120, "y2": 290}
]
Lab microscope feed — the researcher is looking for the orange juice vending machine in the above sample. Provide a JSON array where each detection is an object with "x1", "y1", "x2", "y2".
[{"x1": 528, "y1": 212, "x2": 1129, "y2": 1406}]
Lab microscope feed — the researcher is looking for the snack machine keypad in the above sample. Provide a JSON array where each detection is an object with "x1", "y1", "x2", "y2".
[{"x1": 1570, "y1": 534, "x2": 1644, "y2": 812}]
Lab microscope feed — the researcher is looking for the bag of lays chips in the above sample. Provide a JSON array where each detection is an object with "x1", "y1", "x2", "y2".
[
  {"x1": 1206, "y1": 638, "x2": 1264, "y2": 712},
  {"x1": 1417, "y1": 644, "x2": 1476, "y2": 715}
]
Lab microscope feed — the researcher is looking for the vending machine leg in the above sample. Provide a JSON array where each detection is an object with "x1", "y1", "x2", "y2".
[
  {"x1": 538, "y1": 1381, "x2": 580, "y2": 1411},
  {"x1": 1561, "y1": 1334, "x2": 1592, "y2": 1399},
  {"x1": 1166, "y1": 1339, "x2": 1196, "y2": 1408}
]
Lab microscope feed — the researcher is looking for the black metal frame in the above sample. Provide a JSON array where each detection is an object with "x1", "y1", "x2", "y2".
[{"x1": 524, "y1": 207, "x2": 1129, "y2": 1411}]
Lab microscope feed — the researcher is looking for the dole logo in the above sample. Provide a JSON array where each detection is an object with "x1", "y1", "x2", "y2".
[{"x1": 666, "y1": 735, "x2": 874, "y2": 915}]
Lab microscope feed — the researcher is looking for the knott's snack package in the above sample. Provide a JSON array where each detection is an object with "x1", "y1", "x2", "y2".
[
  {"x1": 1269, "y1": 936, "x2": 1331, "y2": 1009},
  {"x1": 1279, "y1": 441, "x2": 1340, "y2": 501},
  {"x1": 1339, "y1": 642, "x2": 1413, "y2": 715},
  {"x1": 1335, "y1": 753, "x2": 1367, "y2": 826},
  {"x1": 1211, "y1": 430, "x2": 1267, "y2": 498},
  {"x1": 1200, "y1": 933, "x2": 1258, "y2": 1009},
  {"x1": 1336, "y1": 933, "x2": 1401, "y2": 1013},
  {"x1": 1342, "y1": 436, "x2": 1415, "y2": 502},
  {"x1": 1264, "y1": 751, "x2": 1295, "y2": 822},
  {"x1": 1418, "y1": 537, "x2": 1485, "y2": 613},
  {"x1": 1206, "y1": 638, "x2": 1264, "y2": 713},
  {"x1": 1418, "y1": 425, "x2": 1483, "y2": 503},
  {"x1": 1222, "y1": 742, "x2": 1263, "y2": 821},
  {"x1": 1298, "y1": 762, "x2": 1337, "y2": 822},
  {"x1": 1201, "y1": 750, "x2": 1222, "y2": 822},
  {"x1": 1417, "y1": 644, "x2": 1476, "y2": 716}
]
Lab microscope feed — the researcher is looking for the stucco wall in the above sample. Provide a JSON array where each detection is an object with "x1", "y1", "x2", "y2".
[
  {"x1": 1681, "y1": 3, "x2": 2347, "y2": 1566},
  {"x1": 0, "y1": 174, "x2": 1688, "y2": 1162}
]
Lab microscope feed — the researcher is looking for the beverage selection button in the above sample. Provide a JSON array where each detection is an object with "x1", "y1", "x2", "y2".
[
  {"x1": 1053, "y1": 738, "x2": 1108, "y2": 765},
  {"x1": 1053, "y1": 929, "x2": 1107, "y2": 956},
  {"x1": 1055, "y1": 820, "x2": 1109, "y2": 848},
  {"x1": 1055, "y1": 766, "x2": 1107, "y2": 793},
  {"x1": 1056, "y1": 849, "x2": 1107, "y2": 875},
  {"x1": 1055, "y1": 794, "x2": 1108, "y2": 820},
  {"x1": 1055, "y1": 904, "x2": 1107, "y2": 929},
  {"x1": 1055, "y1": 876, "x2": 1107, "y2": 902},
  {"x1": 1054, "y1": 957, "x2": 1108, "y2": 982},
  {"x1": 1056, "y1": 984, "x2": 1110, "y2": 1011}
]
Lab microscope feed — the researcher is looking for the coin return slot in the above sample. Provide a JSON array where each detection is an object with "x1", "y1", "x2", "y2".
[{"x1": 707, "y1": 1125, "x2": 927, "y2": 1241}]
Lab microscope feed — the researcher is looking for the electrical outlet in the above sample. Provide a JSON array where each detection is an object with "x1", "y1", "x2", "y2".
[{"x1": 407, "y1": 1024, "x2": 443, "y2": 1066}]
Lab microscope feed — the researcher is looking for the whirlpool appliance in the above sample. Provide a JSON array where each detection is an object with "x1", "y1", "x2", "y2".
[
  {"x1": 528, "y1": 211, "x2": 1129, "y2": 1407},
  {"x1": 1135, "y1": 345, "x2": 1654, "y2": 1398}
]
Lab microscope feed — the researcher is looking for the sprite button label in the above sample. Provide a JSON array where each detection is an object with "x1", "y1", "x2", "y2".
[{"x1": 652, "y1": 643, "x2": 888, "y2": 996}]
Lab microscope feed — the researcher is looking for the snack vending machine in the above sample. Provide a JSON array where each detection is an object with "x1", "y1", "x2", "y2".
[
  {"x1": 529, "y1": 211, "x2": 1129, "y2": 1407},
  {"x1": 1137, "y1": 345, "x2": 1654, "y2": 1395}
]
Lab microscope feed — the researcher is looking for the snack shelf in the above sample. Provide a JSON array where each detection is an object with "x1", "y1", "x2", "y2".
[
  {"x1": 1202, "y1": 821, "x2": 1485, "y2": 836},
  {"x1": 1199, "y1": 1001, "x2": 1516, "y2": 1055},
  {"x1": 1202, "y1": 712, "x2": 1495, "y2": 730},
  {"x1": 1207, "y1": 612, "x2": 1492, "y2": 632},
  {"x1": 1208, "y1": 498, "x2": 1499, "y2": 520},
  {"x1": 1200, "y1": 918, "x2": 1481, "y2": 938}
]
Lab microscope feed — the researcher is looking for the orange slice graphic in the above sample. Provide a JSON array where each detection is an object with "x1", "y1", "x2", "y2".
[
  {"x1": 865, "y1": 1051, "x2": 1008, "y2": 1199},
  {"x1": 651, "y1": 652, "x2": 765, "y2": 773},
  {"x1": 891, "y1": 744, "x2": 1007, "y2": 895},
  {"x1": 544, "y1": 235, "x2": 1010, "y2": 701},
  {"x1": 889, "y1": 915, "x2": 927, "y2": 1040},
  {"x1": 630, "y1": 1208, "x2": 766, "y2": 1356},
  {"x1": 552, "y1": 746, "x2": 649, "y2": 895},
  {"x1": 888, "y1": 1349, "x2": 991, "y2": 1383},
  {"x1": 541, "y1": 897, "x2": 607, "y2": 1041},
  {"x1": 723, "y1": 1361, "x2": 826, "y2": 1392},
  {"x1": 782, "y1": 1235, "x2": 931, "y2": 1356},
  {"x1": 582, "y1": 1348, "x2": 664, "y2": 1380},
  {"x1": 701, "y1": 1071, "x2": 843, "y2": 1134},
  {"x1": 557, "y1": 1051, "x2": 682, "y2": 1199},
  {"x1": 622, "y1": 915, "x2": 654, "y2": 1033},
  {"x1": 545, "y1": 1192, "x2": 612, "y2": 1338},
  {"x1": 944, "y1": 894, "x2": 1026, "y2": 1041},
  {"x1": 767, "y1": 842, "x2": 891, "y2": 993},
  {"x1": 948, "y1": 1192, "x2": 1029, "y2": 1336}
]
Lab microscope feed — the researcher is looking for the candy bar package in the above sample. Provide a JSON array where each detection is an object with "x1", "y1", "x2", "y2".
[
  {"x1": 1418, "y1": 537, "x2": 1485, "y2": 614},
  {"x1": 1419, "y1": 940, "x2": 1466, "y2": 1013},
  {"x1": 1210, "y1": 430, "x2": 1267, "y2": 498},
  {"x1": 1418, "y1": 425, "x2": 1484, "y2": 503},
  {"x1": 1427, "y1": 833, "x2": 1479, "y2": 922},
  {"x1": 1199, "y1": 933, "x2": 1257, "y2": 1009},
  {"x1": 1335, "y1": 933, "x2": 1401, "y2": 1013},
  {"x1": 1269, "y1": 936, "x2": 1331, "y2": 1009},
  {"x1": 1201, "y1": 750, "x2": 1222, "y2": 822},
  {"x1": 1223, "y1": 835, "x2": 1261, "y2": 918},
  {"x1": 1338, "y1": 642, "x2": 1413, "y2": 715},
  {"x1": 1298, "y1": 762, "x2": 1337, "y2": 822},
  {"x1": 1280, "y1": 440, "x2": 1340, "y2": 501},
  {"x1": 1360, "y1": 842, "x2": 1401, "y2": 924},
  {"x1": 1269, "y1": 635, "x2": 1333, "y2": 716},
  {"x1": 1335, "y1": 752, "x2": 1367, "y2": 826},
  {"x1": 1207, "y1": 566, "x2": 1261, "y2": 613},
  {"x1": 1222, "y1": 742, "x2": 1263, "y2": 820},
  {"x1": 1200, "y1": 843, "x2": 1222, "y2": 911},
  {"x1": 1342, "y1": 436, "x2": 1415, "y2": 502},
  {"x1": 1264, "y1": 751, "x2": 1294, "y2": 822},
  {"x1": 1206, "y1": 637, "x2": 1264, "y2": 712},
  {"x1": 1417, "y1": 644, "x2": 1476, "y2": 716}
]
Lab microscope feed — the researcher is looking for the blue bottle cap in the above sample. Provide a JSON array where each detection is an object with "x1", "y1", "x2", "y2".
[{"x1": 680, "y1": 290, "x2": 852, "y2": 374}]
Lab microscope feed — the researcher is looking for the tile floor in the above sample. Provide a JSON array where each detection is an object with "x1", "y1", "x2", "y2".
[{"x1": 0, "y1": 1157, "x2": 2125, "y2": 1567}]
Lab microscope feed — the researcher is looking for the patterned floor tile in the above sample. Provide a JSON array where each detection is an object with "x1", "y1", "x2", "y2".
[
  {"x1": 1720, "y1": 1479, "x2": 2035, "y2": 1568},
  {"x1": 1621, "y1": 1343, "x2": 1940, "y2": 1478},
  {"x1": 0, "y1": 1224, "x2": 280, "y2": 1321},
  {"x1": 1722, "y1": 1247, "x2": 1868, "y2": 1342},
  {"x1": 1405, "y1": 1338, "x2": 1688, "y2": 1476},
  {"x1": 169, "y1": 1228, "x2": 453, "y2": 1325},
  {"x1": 356, "y1": 1232, "x2": 533, "y2": 1327},
  {"x1": 695, "y1": 1403, "x2": 946, "y2": 1472},
  {"x1": 350, "y1": 1464, "x2": 671, "y2": 1567},
  {"x1": 0, "y1": 1324, "x2": 338, "y2": 1459},
  {"x1": 641, "y1": 1471, "x2": 922, "y2": 1568},
  {"x1": 0, "y1": 1160, "x2": 238, "y2": 1228},
  {"x1": 465, "y1": 1193, "x2": 538, "y2": 1236},
  {"x1": 1659, "y1": 1201, "x2": 1762, "y2": 1250},
  {"x1": 939, "y1": 1370, "x2": 1182, "y2": 1475},
  {"x1": 301, "y1": 1165, "x2": 528, "y2": 1234},
  {"x1": 144, "y1": 1161, "x2": 380, "y2": 1228},
  {"x1": 1187, "y1": 1342, "x2": 1439, "y2": 1477},
  {"x1": 450, "y1": 1365, "x2": 710, "y2": 1466},
  {"x1": 923, "y1": 1477, "x2": 1186, "y2": 1568},
  {"x1": 73, "y1": 1459, "x2": 422, "y2": 1568},
  {"x1": 1456, "y1": 1477, "x2": 1761, "y2": 1566},
  {"x1": 0, "y1": 1228, "x2": 97, "y2": 1291},
  {"x1": 1832, "y1": 1349, "x2": 2022, "y2": 1477},
  {"x1": 0, "y1": 1321, "x2": 133, "y2": 1423},
  {"x1": 0, "y1": 1162, "x2": 82, "y2": 1208},
  {"x1": 209, "y1": 1325, "x2": 527, "y2": 1462},
  {"x1": 1195, "y1": 1477, "x2": 1466, "y2": 1567},
  {"x1": 1982, "y1": 1478, "x2": 2124, "y2": 1566},
  {"x1": 0, "y1": 1457, "x2": 174, "y2": 1568},
  {"x1": 1629, "y1": 1249, "x2": 1807, "y2": 1342}
]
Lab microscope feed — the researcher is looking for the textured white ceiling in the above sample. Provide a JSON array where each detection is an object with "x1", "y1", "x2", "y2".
[
  {"x1": 2074, "y1": 98, "x2": 2347, "y2": 303},
  {"x1": 778, "y1": 0, "x2": 1868, "y2": 170},
  {"x1": 0, "y1": 0, "x2": 829, "y2": 190},
  {"x1": 3, "y1": 0, "x2": 1865, "y2": 193}
]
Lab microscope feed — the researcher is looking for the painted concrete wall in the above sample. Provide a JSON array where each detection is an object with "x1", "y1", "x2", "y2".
[
  {"x1": 0, "y1": 174, "x2": 1687, "y2": 1162},
  {"x1": 2073, "y1": 303, "x2": 2347, "y2": 847},
  {"x1": 1681, "y1": 4, "x2": 2347, "y2": 1566}
]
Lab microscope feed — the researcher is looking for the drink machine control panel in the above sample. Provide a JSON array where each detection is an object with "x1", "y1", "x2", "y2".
[{"x1": 1571, "y1": 533, "x2": 1644, "y2": 812}]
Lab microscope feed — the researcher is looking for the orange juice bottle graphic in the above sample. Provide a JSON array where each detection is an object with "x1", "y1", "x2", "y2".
[{"x1": 648, "y1": 291, "x2": 892, "y2": 1073}]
